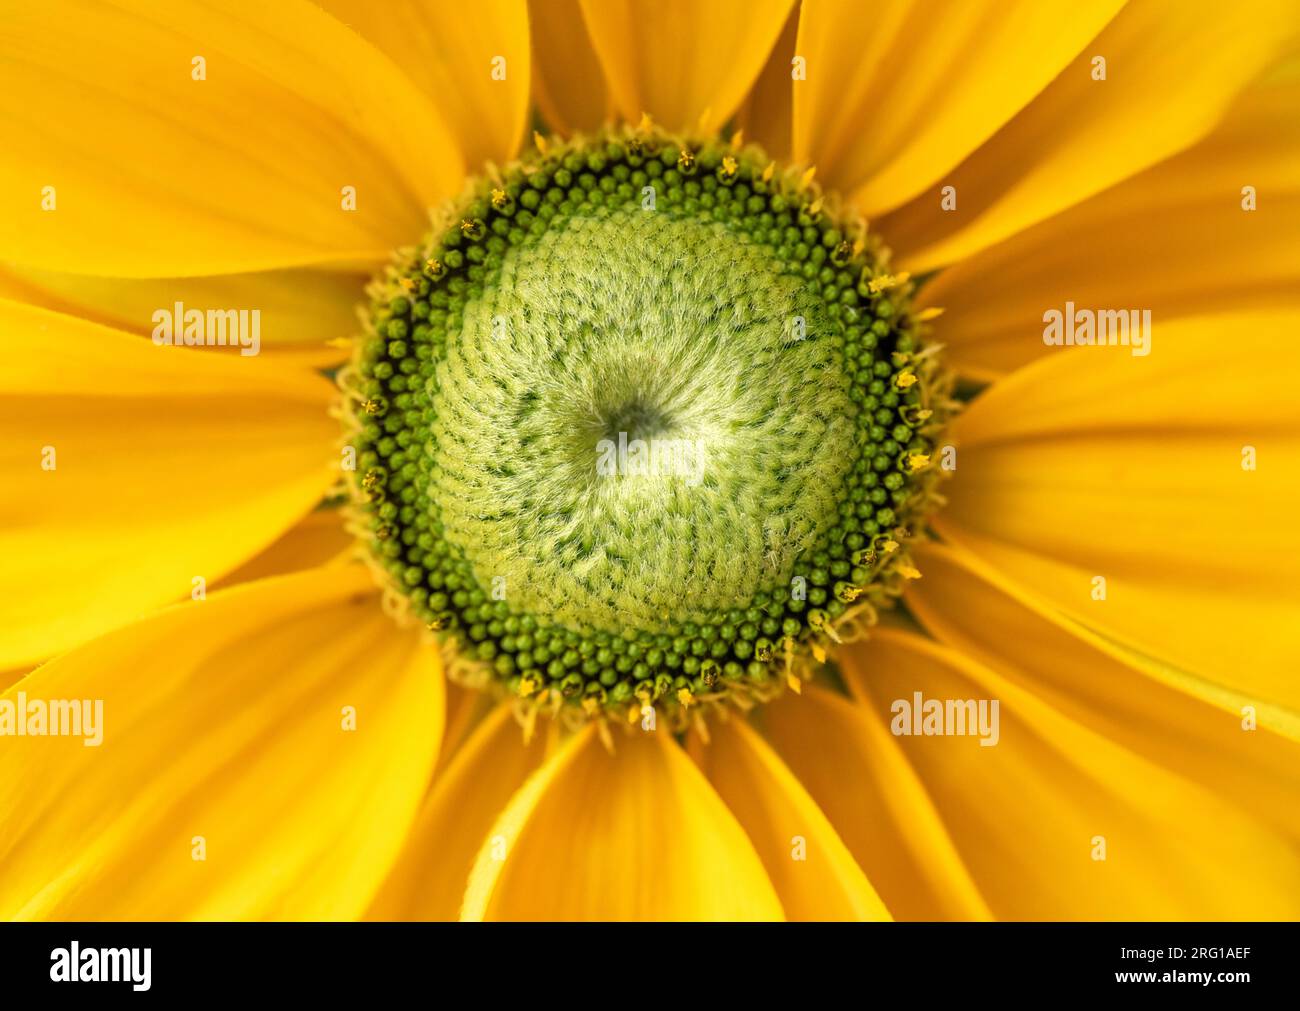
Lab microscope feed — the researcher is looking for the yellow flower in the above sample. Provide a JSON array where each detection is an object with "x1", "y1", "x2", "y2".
[{"x1": 2, "y1": 0, "x2": 1299, "y2": 921}]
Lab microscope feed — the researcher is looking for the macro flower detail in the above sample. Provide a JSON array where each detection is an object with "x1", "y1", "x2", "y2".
[
  {"x1": 343, "y1": 126, "x2": 949, "y2": 725},
  {"x1": 2, "y1": 0, "x2": 1299, "y2": 927}
]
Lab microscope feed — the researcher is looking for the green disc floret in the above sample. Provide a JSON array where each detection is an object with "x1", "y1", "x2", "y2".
[{"x1": 342, "y1": 125, "x2": 946, "y2": 726}]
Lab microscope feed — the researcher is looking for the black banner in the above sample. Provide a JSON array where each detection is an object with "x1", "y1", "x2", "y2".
[{"x1": 0, "y1": 921, "x2": 1291, "y2": 998}]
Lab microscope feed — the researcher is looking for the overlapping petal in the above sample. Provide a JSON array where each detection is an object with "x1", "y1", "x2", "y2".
[
  {"x1": 0, "y1": 0, "x2": 464, "y2": 277},
  {"x1": 906, "y1": 543, "x2": 1300, "y2": 826},
  {"x1": 921, "y1": 65, "x2": 1300, "y2": 380},
  {"x1": 935, "y1": 310, "x2": 1300, "y2": 710},
  {"x1": 0, "y1": 298, "x2": 338, "y2": 668},
  {"x1": 0, "y1": 566, "x2": 442, "y2": 919},
  {"x1": 793, "y1": 0, "x2": 1123, "y2": 216},
  {"x1": 529, "y1": 0, "x2": 612, "y2": 134},
  {"x1": 880, "y1": 0, "x2": 1300, "y2": 270},
  {"x1": 0, "y1": 263, "x2": 367, "y2": 366},
  {"x1": 838, "y1": 630, "x2": 1300, "y2": 918},
  {"x1": 693, "y1": 715, "x2": 890, "y2": 920},
  {"x1": 462, "y1": 725, "x2": 784, "y2": 920},
  {"x1": 366, "y1": 703, "x2": 547, "y2": 920},
  {"x1": 762, "y1": 685, "x2": 992, "y2": 920},
  {"x1": 578, "y1": 0, "x2": 795, "y2": 133},
  {"x1": 320, "y1": 0, "x2": 531, "y2": 168}
]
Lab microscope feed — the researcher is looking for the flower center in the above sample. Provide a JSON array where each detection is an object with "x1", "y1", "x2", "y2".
[
  {"x1": 440, "y1": 206, "x2": 858, "y2": 633},
  {"x1": 341, "y1": 126, "x2": 948, "y2": 726}
]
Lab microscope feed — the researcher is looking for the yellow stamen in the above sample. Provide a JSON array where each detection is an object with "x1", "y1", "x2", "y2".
[
  {"x1": 786, "y1": 672, "x2": 803, "y2": 694},
  {"x1": 867, "y1": 270, "x2": 911, "y2": 294},
  {"x1": 908, "y1": 453, "x2": 930, "y2": 472},
  {"x1": 895, "y1": 372, "x2": 918, "y2": 389},
  {"x1": 532, "y1": 130, "x2": 548, "y2": 155},
  {"x1": 914, "y1": 306, "x2": 945, "y2": 322},
  {"x1": 521, "y1": 704, "x2": 539, "y2": 744}
]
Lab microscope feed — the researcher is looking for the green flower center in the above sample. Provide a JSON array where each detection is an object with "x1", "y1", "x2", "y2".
[
  {"x1": 342, "y1": 127, "x2": 948, "y2": 726},
  {"x1": 440, "y1": 207, "x2": 856, "y2": 633}
]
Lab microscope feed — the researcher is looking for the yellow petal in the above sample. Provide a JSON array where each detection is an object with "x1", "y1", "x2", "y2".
[
  {"x1": 1, "y1": 666, "x2": 33, "y2": 694},
  {"x1": 880, "y1": 0, "x2": 1300, "y2": 270},
  {"x1": 434, "y1": 682, "x2": 495, "y2": 775},
  {"x1": 529, "y1": 0, "x2": 613, "y2": 134},
  {"x1": 0, "y1": 0, "x2": 463, "y2": 277},
  {"x1": 936, "y1": 309, "x2": 1300, "y2": 711},
  {"x1": 0, "y1": 264, "x2": 369, "y2": 367},
  {"x1": 320, "y1": 0, "x2": 530, "y2": 167},
  {"x1": 0, "y1": 566, "x2": 443, "y2": 919},
  {"x1": 366, "y1": 703, "x2": 547, "y2": 919},
  {"x1": 840, "y1": 630, "x2": 1300, "y2": 918},
  {"x1": 762, "y1": 685, "x2": 991, "y2": 919},
  {"x1": 735, "y1": 4, "x2": 800, "y2": 161},
  {"x1": 921, "y1": 66, "x2": 1300, "y2": 381},
  {"x1": 693, "y1": 715, "x2": 890, "y2": 920},
  {"x1": 462, "y1": 726, "x2": 784, "y2": 920},
  {"x1": 214, "y1": 509, "x2": 356, "y2": 590},
  {"x1": 0, "y1": 299, "x2": 337, "y2": 668},
  {"x1": 905, "y1": 542, "x2": 1300, "y2": 837},
  {"x1": 578, "y1": 0, "x2": 796, "y2": 134},
  {"x1": 793, "y1": 0, "x2": 1123, "y2": 215}
]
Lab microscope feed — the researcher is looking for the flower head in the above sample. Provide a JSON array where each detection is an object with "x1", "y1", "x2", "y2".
[{"x1": 2, "y1": 0, "x2": 1299, "y2": 922}]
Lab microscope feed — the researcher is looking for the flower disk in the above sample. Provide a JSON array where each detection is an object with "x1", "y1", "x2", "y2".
[{"x1": 342, "y1": 127, "x2": 947, "y2": 726}]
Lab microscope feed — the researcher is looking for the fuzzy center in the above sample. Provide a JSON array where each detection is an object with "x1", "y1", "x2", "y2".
[
  {"x1": 342, "y1": 128, "x2": 945, "y2": 723},
  {"x1": 433, "y1": 208, "x2": 856, "y2": 635}
]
